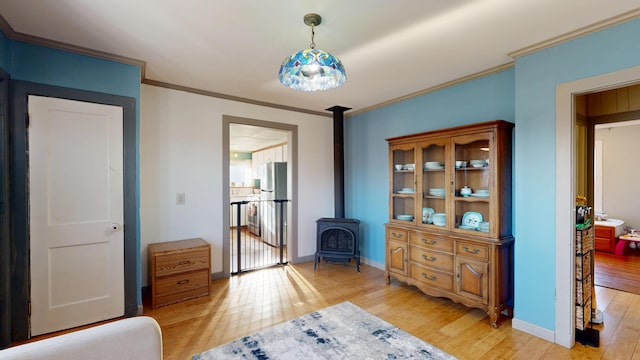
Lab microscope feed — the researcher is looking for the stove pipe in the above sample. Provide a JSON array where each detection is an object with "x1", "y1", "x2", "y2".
[{"x1": 326, "y1": 106, "x2": 351, "y2": 218}]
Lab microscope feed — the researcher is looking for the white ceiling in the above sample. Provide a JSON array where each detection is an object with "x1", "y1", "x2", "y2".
[
  {"x1": 229, "y1": 124, "x2": 288, "y2": 153},
  {"x1": 1, "y1": 1, "x2": 639, "y2": 117}
]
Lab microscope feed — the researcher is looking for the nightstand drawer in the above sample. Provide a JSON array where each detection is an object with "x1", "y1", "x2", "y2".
[
  {"x1": 155, "y1": 269, "x2": 210, "y2": 296},
  {"x1": 155, "y1": 248, "x2": 209, "y2": 277}
]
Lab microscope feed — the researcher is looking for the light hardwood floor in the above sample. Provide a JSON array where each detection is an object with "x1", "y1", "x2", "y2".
[{"x1": 140, "y1": 261, "x2": 640, "y2": 360}]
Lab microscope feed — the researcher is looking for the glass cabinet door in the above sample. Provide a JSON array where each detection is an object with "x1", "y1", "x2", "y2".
[
  {"x1": 452, "y1": 133, "x2": 492, "y2": 235},
  {"x1": 390, "y1": 144, "x2": 416, "y2": 224},
  {"x1": 419, "y1": 139, "x2": 448, "y2": 228}
]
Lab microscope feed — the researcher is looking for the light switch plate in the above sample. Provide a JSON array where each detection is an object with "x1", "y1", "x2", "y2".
[{"x1": 176, "y1": 193, "x2": 186, "y2": 205}]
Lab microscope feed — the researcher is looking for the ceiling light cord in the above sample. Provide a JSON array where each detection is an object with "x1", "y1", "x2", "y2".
[{"x1": 310, "y1": 24, "x2": 316, "y2": 50}]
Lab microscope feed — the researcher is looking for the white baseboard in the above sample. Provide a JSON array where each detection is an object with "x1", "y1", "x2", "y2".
[
  {"x1": 512, "y1": 317, "x2": 555, "y2": 343},
  {"x1": 360, "y1": 257, "x2": 385, "y2": 271}
]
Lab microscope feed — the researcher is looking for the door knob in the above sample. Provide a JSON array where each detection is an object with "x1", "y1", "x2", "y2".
[{"x1": 110, "y1": 223, "x2": 121, "y2": 231}]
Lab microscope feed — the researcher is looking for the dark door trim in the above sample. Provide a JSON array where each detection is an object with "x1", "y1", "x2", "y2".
[
  {"x1": 0, "y1": 67, "x2": 10, "y2": 348},
  {"x1": 7, "y1": 80, "x2": 138, "y2": 343}
]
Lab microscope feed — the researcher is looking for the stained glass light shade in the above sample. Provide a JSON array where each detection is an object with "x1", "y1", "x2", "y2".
[{"x1": 278, "y1": 48, "x2": 346, "y2": 91}]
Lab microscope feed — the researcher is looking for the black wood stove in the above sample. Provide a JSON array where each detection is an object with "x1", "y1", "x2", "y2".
[{"x1": 314, "y1": 218, "x2": 361, "y2": 272}]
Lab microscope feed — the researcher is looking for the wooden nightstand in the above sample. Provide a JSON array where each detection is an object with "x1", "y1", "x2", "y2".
[{"x1": 148, "y1": 238, "x2": 211, "y2": 308}]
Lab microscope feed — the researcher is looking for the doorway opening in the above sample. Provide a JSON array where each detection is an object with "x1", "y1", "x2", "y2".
[
  {"x1": 556, "y1": 65, "x2": 640, "y2": 347},
  {"x1": 222, "y1": 116, "x2": 298, "y2": 277},
  {"x1": 575, "y1": 90, "x2": 640, "y2": 295}
]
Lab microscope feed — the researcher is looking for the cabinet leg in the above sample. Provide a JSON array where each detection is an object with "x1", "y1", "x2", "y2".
[
  {"x1": 489, "y1": 311, "x2": 499, "y2": 328},
  {"x1": 384, "y1": 271, "x2": 391, "y2": 285}
]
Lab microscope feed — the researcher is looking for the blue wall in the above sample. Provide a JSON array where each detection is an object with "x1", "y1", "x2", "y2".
[
  {"x1": 345, "y1": 69, "x2": 515, "y2": 265},
  {"x1": 1, "y1": 36, "x2": 142, "y2": 305},
  {"x1": 514, "y1": 18, "x2": 640, "y2": 330},
  {"x1": 9, "y1": 41, "x2": 140, "y2": 102},
  {"x1": 346, "y1": 16, "x2": 640, "y2": 334}
]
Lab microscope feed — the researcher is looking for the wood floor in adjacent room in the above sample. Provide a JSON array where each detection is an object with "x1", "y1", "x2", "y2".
[
  {"x1": 594, "y1": 249, "x2": 640, "y2": 295},
  {"x1": 141, "y1": 261, "x2": 640, "y2": 360}
]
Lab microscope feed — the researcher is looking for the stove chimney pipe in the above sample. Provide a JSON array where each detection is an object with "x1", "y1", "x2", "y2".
[{"x1": 326, "y1": 105, "x2": 351, "y2": 219}]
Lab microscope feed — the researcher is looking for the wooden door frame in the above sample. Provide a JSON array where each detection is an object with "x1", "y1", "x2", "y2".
[
  {"x1": 555, "y1": 65, "x2": 640, "y2": 348},
  {"x1": 5, "y1": 80, "x2": 138, "y2": 343}
]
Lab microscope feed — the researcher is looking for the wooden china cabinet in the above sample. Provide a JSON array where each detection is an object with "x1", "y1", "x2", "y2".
[{"x1": 385, "y1": 120, "x2": 514, "y2": 327}]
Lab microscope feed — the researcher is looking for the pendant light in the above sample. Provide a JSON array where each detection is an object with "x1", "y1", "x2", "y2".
[{"x1": 278, "y1": 13, "x2": 346, "y2": 91}]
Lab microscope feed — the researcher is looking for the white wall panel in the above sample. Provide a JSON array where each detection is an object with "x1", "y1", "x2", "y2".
[{"x1": 140, "y1": 84, "x2": 334, "y2": 285}]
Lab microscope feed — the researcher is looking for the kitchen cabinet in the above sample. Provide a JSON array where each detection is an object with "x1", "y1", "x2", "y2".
[
  {"x1": 251, "y1": 144, "x2": 288, "y2": 179},
  {"x1": 385, "y1": 120, "x2": 514, "y2": 327}
]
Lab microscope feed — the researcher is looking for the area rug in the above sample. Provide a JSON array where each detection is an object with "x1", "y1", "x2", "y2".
[{"x1": 193, "y1": 301, "x2": 456, "y2": 359}]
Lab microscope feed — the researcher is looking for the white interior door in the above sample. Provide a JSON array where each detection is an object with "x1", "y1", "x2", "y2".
[{"x1": 28, "y1": 95, "x2": 124, "y2": 336}]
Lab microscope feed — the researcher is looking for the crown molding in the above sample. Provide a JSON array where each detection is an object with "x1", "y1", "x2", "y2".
[
  {"x1": 0, "y1": 14, "x2": 332, "y2": 116},
  {"x1": 142, "y1": 79, "x2": 331, "y2": 117},
  {"x1": 509, "y1": 8, "x2": 640, "y2": 59},
  {"x1": 0, "y1": 14, "x2": 146, "y2": 81},
  {"x1": 348, "y1": 62, "x2": 515, "y2": 117}
]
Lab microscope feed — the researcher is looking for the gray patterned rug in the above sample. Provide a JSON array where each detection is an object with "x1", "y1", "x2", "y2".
[{"x1": 193, "y1": 301, "x2": 457, "y2": 359}]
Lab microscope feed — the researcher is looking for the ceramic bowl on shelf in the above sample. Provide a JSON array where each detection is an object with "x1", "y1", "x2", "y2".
[
  {"x1": 475, "y1": 189, "x2": 489, "y2": 195},
  {"x1": 424, "y1": 161, "x2": 443, "y2": 169},
  {"x1": 455, "y1": 160, "x2": 467, "y2": 168},
  {"x1": 431, "y1": 213, "x2": 446, "y2": 226},
  {"x1": 396, "y1": 214, "x2": 414, "y2": 221},
  {"x1": 470, "y1": 159, "x2": 485, "y2": 168},
  {"x1": 394, "y1": 164, "x2": 403, "y2": 170},
  {"x1": 428, "y1": 188, "x2": 445, "y2": 196}
]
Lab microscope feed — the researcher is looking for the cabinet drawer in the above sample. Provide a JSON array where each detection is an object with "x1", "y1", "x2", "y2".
[
  {"x1": 409, "y1": 247, "x2": 453, "y2": 272},
  {"x1": 595, "y1": 226, "x2": 614, "y2": 238},
  {"x1": 576, "y1": 227, "x2": 593, "y2": 254},
  {"x1": 155, "y1": 268, "x2": 210, "y2": 297},
  {"x1": 456, "y1": 241, "x2": 488, "y2": 261},
  {"x1": 155, "y1": 248, "x2": 209, "y2": 277},
  {"x1": 409, "y1": 232, "x2": 453, "y2": 253},
  {"x1": 576, "y1": 276, "x2": 592, "y2": 306},
  {"x1": 410, "y1": 263, "x2": 453, "y2": 291},
  {"x1": 387, "y1": 228, "x2": 408, "y2": 242},
  {"x1": 576, "y1": 251, "x2": 591, "y2": 280}
]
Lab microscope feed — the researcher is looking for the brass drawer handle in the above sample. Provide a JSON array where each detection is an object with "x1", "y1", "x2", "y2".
[
  {"x1": 177, "y1": 279, "x2": 190, "y2": 285},
  {"x1": 463, "y1": 246, "x2": 480, "y2": 254},
  {"x1": 391, "y1": 231, "x2": 403, "y2": 238},
  {"x1": 422, "y1": 238, "x2": 436, "y2": 245},
  {"x1": 422, "y1": 254, "x2": 436, "y2": 262},
  {"x1": 421, "y1": 272, "x2": 436, "y2": 281},
  {"x1": 178, "y1": 260, "x2": 191, "y2": 265}
]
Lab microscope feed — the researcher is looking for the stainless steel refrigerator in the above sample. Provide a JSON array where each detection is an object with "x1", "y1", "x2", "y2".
[{"x1": 259, "y1": 162, "x2": 287, "y2": 246}]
